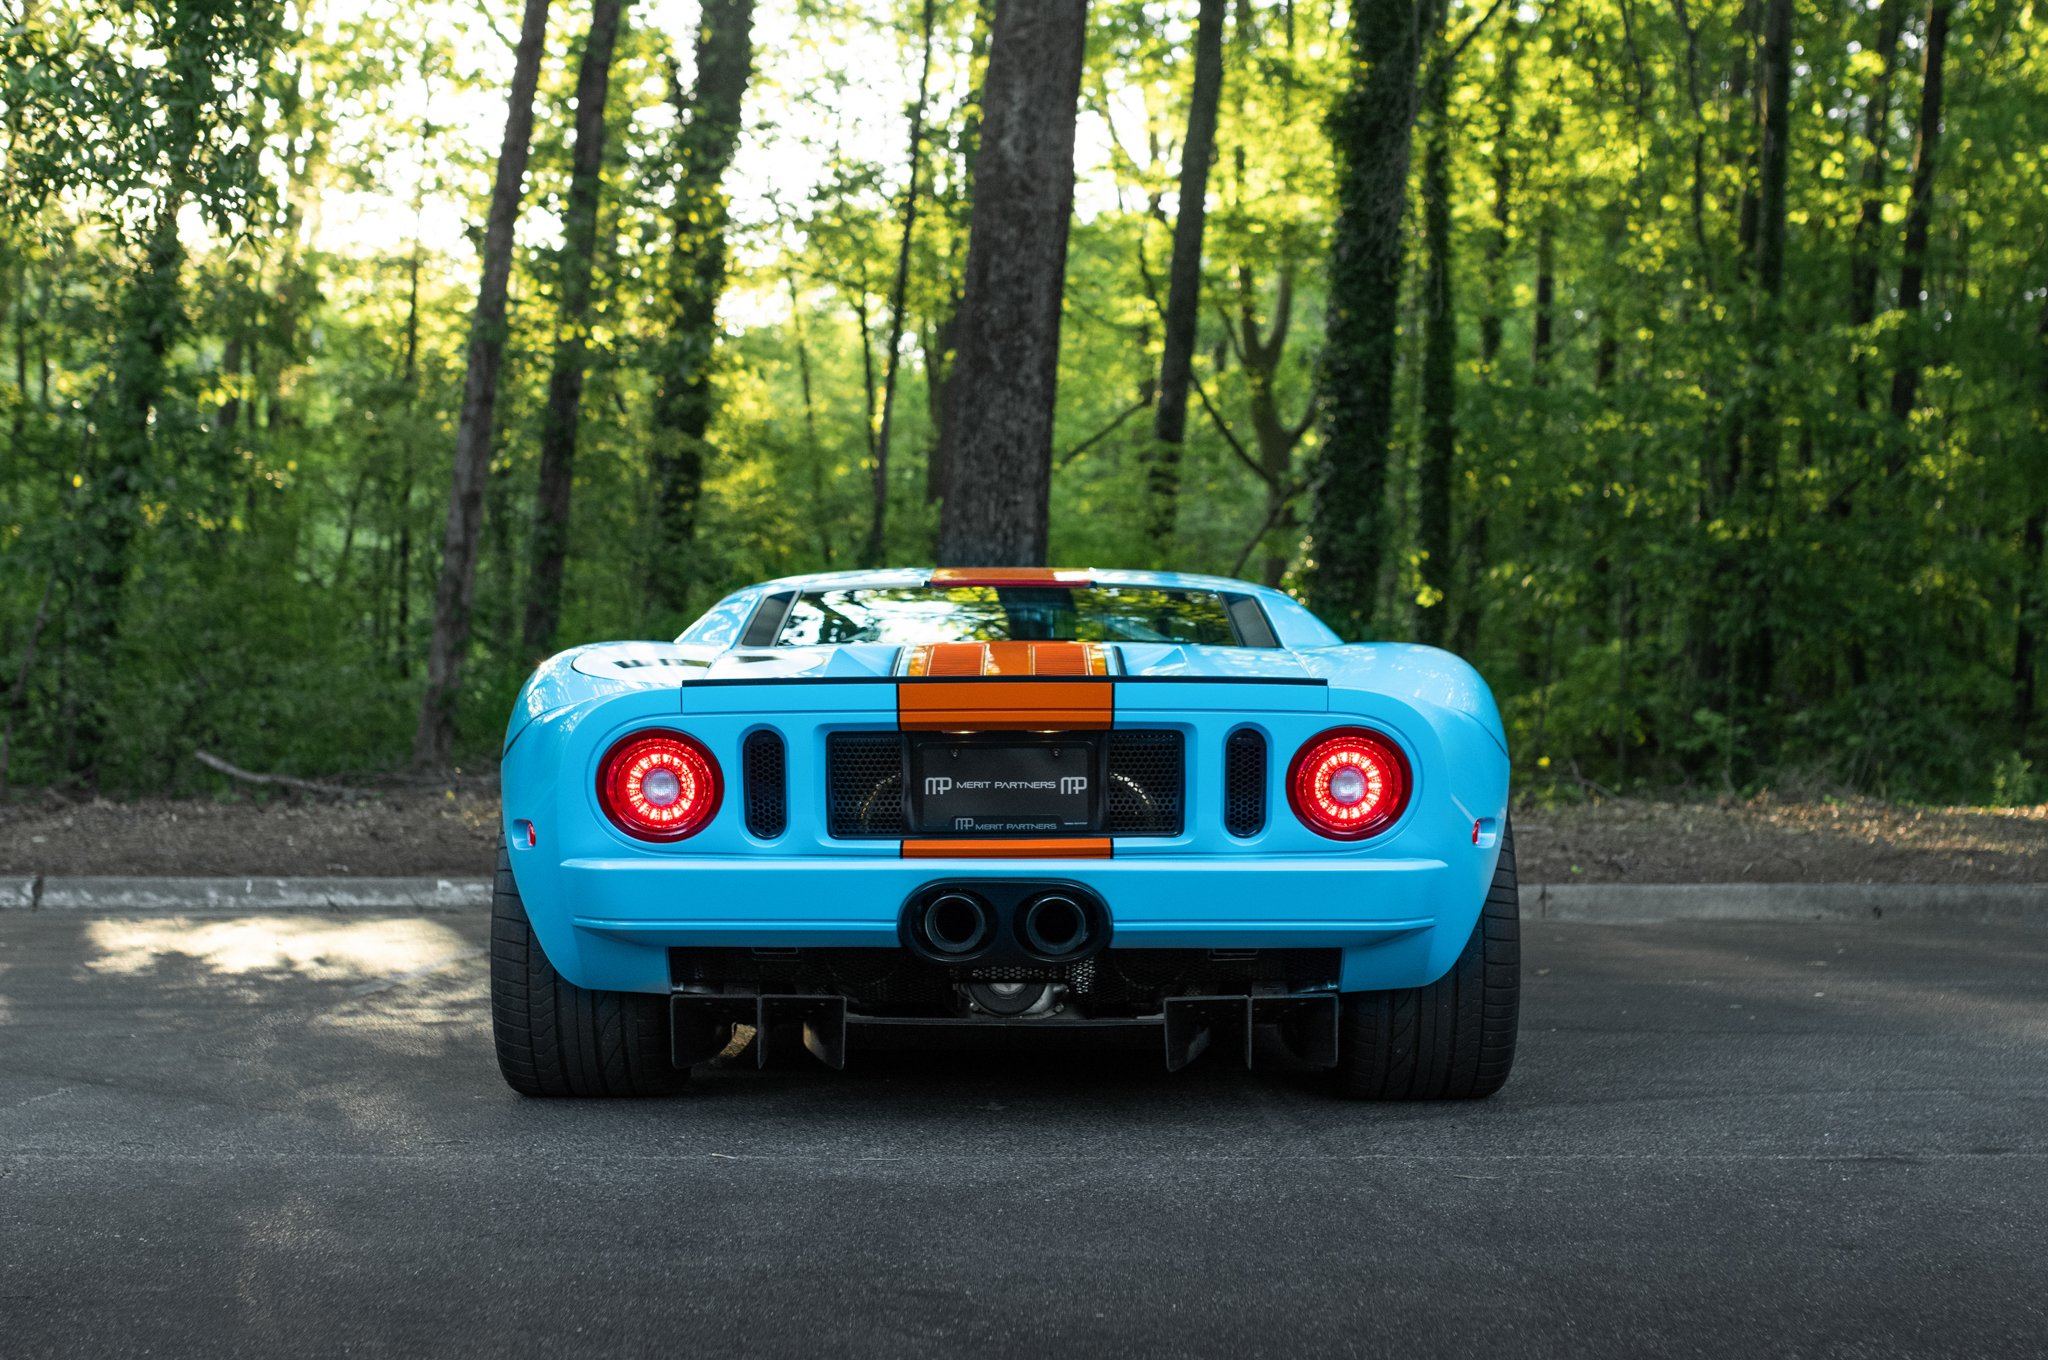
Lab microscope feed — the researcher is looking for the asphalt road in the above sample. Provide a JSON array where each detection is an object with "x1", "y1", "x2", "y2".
[{"x1": 2, "y1": 908, "x2": 2043, "y2": 1358}]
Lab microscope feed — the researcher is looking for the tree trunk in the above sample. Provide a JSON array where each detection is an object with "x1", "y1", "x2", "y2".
[
  {"x1": 523, "y1": 0, "x2": 628, "y2": 661},
  {"x1": 413, "y1": 0, "x2": 552, "y2": 768},
  {"x1": 786, "y1": 270, "x2": 832, "y2": 566},
  {"x1": 2017, "y1": 294, "x2": 2048, "y2": 737},
  {"x1": 923, "y1": 312, "x2": 959, "y2": 505},
  {"x1": 1847, "y1": 0, "x2": 1906, "y2": 407},
  {"x1": 1727, "y1": 0, "x2": 1795, "y2": 500},
  {"x1": 924, "y1": 6, "x2": 992, "y2": 513},
  {"x1": 1146, "y1": 0, "x2": 1228, "y2": 551},
  {"x1": 1303, "y1": 0, "x2": 1431, "y2": 637},
  {"x1": 1478, "y1": 9, "x2": 1518, "y2": 369},
  {"x1": 73, "y1": 208, "x2": 183, "y2": 778},
  {"x1": 1887, "y1": 0, "x2": 1955, "y2": 427},
  {"x1": 645, "y1": 0, "x2": 756, "y2": 617},
  {"x1": 216, "y1": 313, "x2": 245, "y2": 433},
  {"x1": 868, "y1": 0, "x2": 939, "y2": 565},
  {"x1": 1751, "y1": 0, "x2": 1793, "y2": 317},
  {"x1": 8, "y1": 257, "x2": 24, "y2": 445},
  {"x1": 1530, "y1": 219, "x2": 1553, "y2": 384},
  {"x1": 1734, "y1": 0, "x2": 1794, "y2": 703},
  {"x1": 1415, "y1": 62, "x2": 1455, "y2": 648},
  {"x1": 392, "y1": 183, "x2": 425, "y2": 678},
  {"x1": 2021, "y1": 510, "x2": 2045, "y2": 738},
  {"x1": 854, "y1": 272, "x2": 878, "y2": 468},
  {"x1": 933, "y1": 0, "x2": 1090, "y2": 568}
]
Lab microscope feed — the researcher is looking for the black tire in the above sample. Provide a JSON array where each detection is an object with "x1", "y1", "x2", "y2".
[
  {"x1": 490, "y1": 844, "x2": 688, "y2": 1097},
  {"x1": 1334, "y1": 825, "x2": 1519, "y2": 1100}
]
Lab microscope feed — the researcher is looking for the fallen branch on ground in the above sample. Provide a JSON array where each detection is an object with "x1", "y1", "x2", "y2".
[{"x1": 194, "y1": 751, "x2": 369, "y2": 800}]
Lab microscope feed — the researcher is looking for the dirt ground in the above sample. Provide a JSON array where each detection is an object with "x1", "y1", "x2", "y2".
[
  {"x1": 1511, "y1": 797, "x2": 2048, "y2": 885},
  {"x1": 0, "y1": 777, "x2": 505, "y2": 879},
  {"x1": 2, "y1": 779, "x2": 2043, "y2": 884}
]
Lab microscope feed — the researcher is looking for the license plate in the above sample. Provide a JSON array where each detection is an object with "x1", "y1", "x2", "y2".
[{"x1": 909, "y1": 737, "x2": 1099, "y2": 835}]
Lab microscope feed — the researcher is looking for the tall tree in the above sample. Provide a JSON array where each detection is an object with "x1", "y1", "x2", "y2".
[
  {"x1": 933, "y1": 0, "x2": 1090, "y2": 567},
  {"x1": 1730, "y1": 0, "x2": 1796, "y2": 704},
  {"x1": 1887, "y1": 0, "x2": 1956, "y2": 427},
  {"x1": 413, "y1": 0, "x2": 552, "y2": 766},
  {"x1": 2017, "y1": 293, "x2": 2048, "y2": 737},
  {"x1": 1846, "y1": 0, "x2": 1907, "y2": 404},
  {"x1": 1414, "y1": 48, "x2": 1455, "y2": 647},
  {"x1": 645, "y1": 0, "x2": 756, "y2": 618},
  {"x1": 922, "y1": 3, "x2": 993, "y2": 513},
  {"x1": 1146, "y1": 0, "x2": 1229, "y2": 551},
  {"x1": 1691, "y1": 0, "x2": 1795, "y2": 759},
  {"x1": 523, "y1": 0, "x2": 628, "y2": 661},
  {"x1": 1302, "y1": 0, "x2": 1432, "y2": 637},
  {"x1": 1477, "y1": 8, "x2": 1519, "y2": 369},
  {"x1": 868, "y1": 0, "x2": 939, "y2": 564}
]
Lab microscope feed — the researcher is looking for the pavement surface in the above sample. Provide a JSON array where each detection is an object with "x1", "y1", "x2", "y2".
[{"x1": 2, "y1": 908, "x2": 2044, "y2": 1358}]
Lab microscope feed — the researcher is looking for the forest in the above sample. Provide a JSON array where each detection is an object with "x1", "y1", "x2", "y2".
[{"x1": 1, "y1": 0, "x2": 2044, "y2": 803}]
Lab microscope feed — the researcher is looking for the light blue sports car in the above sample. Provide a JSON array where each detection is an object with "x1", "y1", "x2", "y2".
[{"x1": 492, "y1": 567, "x2": 1518, "y2": 1099}]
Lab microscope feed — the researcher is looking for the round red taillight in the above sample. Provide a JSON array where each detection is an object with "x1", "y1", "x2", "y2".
[
  {"x1": 1287, "y1": 727, "x2": 1410, "y2": 839},
  {"x1": 597, "y1": 730, "x2": 721, "y2": 841}
]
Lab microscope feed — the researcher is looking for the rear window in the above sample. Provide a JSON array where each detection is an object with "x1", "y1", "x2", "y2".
[{"x1": 775, "y1": 586, "x2": 1247, "y2": 647}]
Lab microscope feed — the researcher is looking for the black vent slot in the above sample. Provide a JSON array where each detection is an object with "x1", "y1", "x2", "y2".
[
  {"x1": 1223, "y1": 728, "x2": 1267, "y2": 837},
  {"x1": 826, "y1": 732, "x2": 908, "y2": 838},
  {"x1": 742, "y1": 730, "x2": 788, "y2": 839},
  {"x1": 1105, "y1": 730, "x2": 1183, "y2": 836}
]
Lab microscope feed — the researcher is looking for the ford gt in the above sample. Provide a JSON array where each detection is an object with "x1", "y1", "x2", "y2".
[{"x1": 491, "y1": 567, "x2": 1518, "y2": 1099}]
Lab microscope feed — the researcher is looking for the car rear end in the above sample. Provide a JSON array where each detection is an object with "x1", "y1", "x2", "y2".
[{"x1": 497, "y1": 625, "x2": 1510, "y2": 1076}]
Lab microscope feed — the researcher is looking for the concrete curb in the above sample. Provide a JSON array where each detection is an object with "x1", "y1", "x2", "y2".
[
  {"x1": 1532, "y1": 881, "x2": 2048, "y2": 925},
  {"x1": 1, "y1": 875, "x2": 2042, "y2": 921},
  {"x1": 18, "y1": 876, "x2": 490, "y2": 914}
]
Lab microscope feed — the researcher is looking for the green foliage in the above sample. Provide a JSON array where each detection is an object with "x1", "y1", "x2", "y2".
[{"x1": 0, "y1": 0, "x2": 2044, "y2": 802}]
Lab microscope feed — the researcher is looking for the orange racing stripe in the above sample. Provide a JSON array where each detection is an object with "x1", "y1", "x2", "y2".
[
  {"x1": 901, "y1": 641, "x2": 1108, "y2": 678},
  {"x1": 901, "y1": 838, "x2": 1113, "y2": 859},
  {"x1": 927, "y1": 567, "x2": 1092, "y2": 588},
  {"x1": 897, "y1": 679, "x2": 1112, "y2": 731}
]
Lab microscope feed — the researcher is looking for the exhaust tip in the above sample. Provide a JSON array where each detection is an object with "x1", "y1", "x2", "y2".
[
  {"x1": 1019, "y1": 892, "x2": 1092, "y2": 960},
  {"x1": 920, "y1": 892, "x2": 993, "y2": 956}
]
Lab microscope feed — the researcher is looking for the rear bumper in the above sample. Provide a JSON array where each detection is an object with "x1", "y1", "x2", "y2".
[{"x1": 515, "y1": 848, "x2": 1496, "y2": 995}]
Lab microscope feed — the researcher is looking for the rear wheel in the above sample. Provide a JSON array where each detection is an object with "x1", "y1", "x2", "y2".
[
  {"x1": 1334, "y1": 826, "x2": 1519, "y2": 1100},
  {"x1": 490, "y1": 844, "x2": 687, "y2": 1097}
]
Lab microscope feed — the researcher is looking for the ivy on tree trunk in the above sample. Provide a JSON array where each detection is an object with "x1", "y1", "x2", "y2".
[{"x1": 1304, "y1": 0, "x2": 1432, "y2": 639}]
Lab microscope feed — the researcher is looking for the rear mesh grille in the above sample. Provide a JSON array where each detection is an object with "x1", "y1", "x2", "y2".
[
  {"x1": 742, "y1": 730, "x2": 788, "y2": 839},
  {"x1": 824, "y1": 729, "x2": 1184, "y2": 839},
  {"x1": 1104, "y1": 730, "x2": 1182, "y2": 836},
  {"x1": 826, "y1": 732, "x2": 908, "y2": 838},
  {"x1": 1223, "y1": 728, "x2": 1267, "y2": 837}
]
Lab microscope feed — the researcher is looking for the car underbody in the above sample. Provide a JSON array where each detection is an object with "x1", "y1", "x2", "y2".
[{"x1": 667, "y1": 943, "x2": 1345, "y2": 1072}]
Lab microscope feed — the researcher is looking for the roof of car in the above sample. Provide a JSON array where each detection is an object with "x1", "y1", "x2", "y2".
[{"x1": 755, "y1": 567, "x2": 1276, "y2": 595}]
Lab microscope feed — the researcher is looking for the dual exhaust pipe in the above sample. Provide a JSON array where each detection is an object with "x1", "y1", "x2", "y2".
[{"x1": 903, "y1": 880, "x2": 1110, "y2": 965}]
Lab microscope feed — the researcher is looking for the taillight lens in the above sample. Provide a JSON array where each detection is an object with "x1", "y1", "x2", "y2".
[
  {"x1": 598, "y1": 730, "x2": 721, "y2": 841},
  {"x1": 1287, "y1": 727, "x2": 1410, "y2": 839}
]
